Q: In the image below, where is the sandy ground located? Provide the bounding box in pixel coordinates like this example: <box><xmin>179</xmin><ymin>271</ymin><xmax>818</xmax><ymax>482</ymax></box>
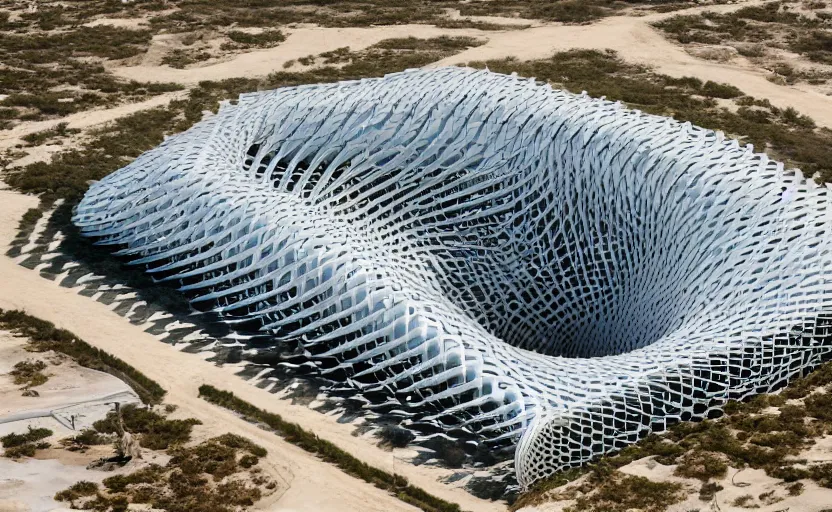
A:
<box><xmin>520</xmin><ymin>457</ymin><xmax>832</xmax><ymax>512</ymax></box>
<box><xmin>0</xmin><ymin>92</ymin><xmax>186</xmax><ymax>153</ymax></box>
<box><xmin>6</xmin><ymin>1</ymin><xmax>832</xmax><ymax>153</ymax></box>
<box><xmin>0</xmin><ymin>329</ymin><xmax>140</xmax><ymax>512</ymax></box>
<box><xmin>0</xmin><ymin>185</ymin><xmax>497</xmax><ymax>512</ymax></box>
<box><xmin>101</xmin><ymin>0</ymin><xmax>832</xmax><ymax>131</ymax></box>
<box><xmin>1</xmin><ymin>456</ymin><xmax>112</xmax><ymax>512</ymax></box>
<box><xmin>0</xmin><ymin>330</ymin><xmax>141</xmax><ymax>437</ymax></box>
<box><xmin>3</xmin><ymin>1</ymin><xmax>832</xmax><ymax>510</ymax></box>
<box><xmin>110</xmin><ymin>24</ymin><xmax>487</xmax><ymax>85</ymax></box>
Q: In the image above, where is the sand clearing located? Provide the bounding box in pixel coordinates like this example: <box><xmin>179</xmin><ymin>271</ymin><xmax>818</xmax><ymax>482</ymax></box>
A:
<box><xmin>111</xmin><ymin>24</ymin><xmax>487</xmax><ymax>85</ymax></box>
<box><xmin>4</xmin><ymin>2</ymin><xmax>832</xmax><ymax>509</ymax></box>
<box><xmin>6</xmin><ymin>1</ymin><xmax>831</xmax><ymax>152</ymax></box>
<box><xmin>0</xmin><ymin>91</ymin><xmax>187</xmax><ymax>152</ymax></box>
<box><xmin>0</xmin><ymin>330</ymin><xmax>141</xmax><ymax>437</ymax></box>
<box><xmin>0</xmin><ymin>186</ymin><xmax>495</xmax><ymax>512</ymax></box>
<box><xmin>101</xmin><ymin>0</ymin><xmax>832</xmax><ymax>131</ymax></box>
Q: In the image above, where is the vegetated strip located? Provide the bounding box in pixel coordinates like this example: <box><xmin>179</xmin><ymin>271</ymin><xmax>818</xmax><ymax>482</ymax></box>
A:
<box><xmin>511</xmin><ymin>358</ymin><xmax>832</xmax><ymax>511</ymax></box>
<box><xmin>198</xmin><ymin>384</ymin><xmax>462</xmax><ymax>512</ymax></box>
<box><xmin>0</xmin><ymin>309</ymin><xmax>165</xmax><ymax>404</ymax></box>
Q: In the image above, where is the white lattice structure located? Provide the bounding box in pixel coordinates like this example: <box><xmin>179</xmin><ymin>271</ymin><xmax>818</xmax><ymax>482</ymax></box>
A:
<box><xmin>73</xmin><ymin>68</ymin><xmax>832</xmax><ymax>488</ymax></box>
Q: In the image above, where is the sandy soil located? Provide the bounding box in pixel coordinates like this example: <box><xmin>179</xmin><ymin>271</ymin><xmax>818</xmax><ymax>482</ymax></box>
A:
<box><xmin>99</xmin><ymin>0</ymin><xmax>832</xmax><ymax>132</ymax></box>
<box><xmin>82</xmin><ymin>18</ymin><xmax>148</xmax><ymax>29</ymax></box>
<box><xmin>1</xmin><ymin>456</ymin><xmax>112</xmax><ymax>512</ymax></box>
<box><xmin>0</xmin><ymin>330</ymin><xmax>141</xmax><ymax>437</ymax></box>
<box><xmin>0</xmin><ymin>185</ymin><xmax>495</xmax><ymax>512</ymax></box>
<box><xmin>431</xmin><ymin>4</ymin><xmax>832</xmax><ymax>130</ymax></box>
<box><xmin>0</xmin><ymin>92</ymin><xmax>186</xmax><ymax>153</ymax></box>
<box><xmin>517</xmin><ymin>447</ymin><xmax>832</xmax><ymax>512</ymax></box>
<box><xmin>111</xmin><ymin>24</ymin><xmax>487</xmax><ymax>85</ymax></box>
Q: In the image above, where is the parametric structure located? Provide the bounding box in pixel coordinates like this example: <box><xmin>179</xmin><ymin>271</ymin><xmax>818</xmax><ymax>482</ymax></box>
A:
<box><xmin>74</xmin><ymin>67</ymin><xmax>832</xmax><ymax>487</ymax></box>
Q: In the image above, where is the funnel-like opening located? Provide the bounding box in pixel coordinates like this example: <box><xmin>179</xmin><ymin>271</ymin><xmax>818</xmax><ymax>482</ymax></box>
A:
<box><xmin>73</xmin><ymin>68</ymin><xmax>832</xmax><ymax>487</ymax></box>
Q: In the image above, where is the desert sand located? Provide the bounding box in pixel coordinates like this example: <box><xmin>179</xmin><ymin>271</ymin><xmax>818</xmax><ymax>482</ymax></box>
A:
<box><xmin>3</xmin><ymin>1</ymin><xmax>832</xmax><ymax>510</ymax></box>
<box><xmin>0</xmin><ymin>184</ymin><xmax>493</xmax><ymax>512</ymax></box>
<box><xmin>4</xmin><ymin>0</ymin><xmax>832</xmax><ymax>153</ymax></box>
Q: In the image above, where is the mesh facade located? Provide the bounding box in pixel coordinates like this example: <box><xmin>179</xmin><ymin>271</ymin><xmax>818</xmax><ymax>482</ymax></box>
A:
<box><xmin>73</xmin><ymin>67</ymin><xmax>832</xmax><ymax>488</ymax></box>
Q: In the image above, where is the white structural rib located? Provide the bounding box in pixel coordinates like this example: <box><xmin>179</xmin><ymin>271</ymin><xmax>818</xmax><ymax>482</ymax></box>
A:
<box><xmin>73</xmin><ymin>68</ymin><xmax>832</xmax><ymax>488</ymax></box>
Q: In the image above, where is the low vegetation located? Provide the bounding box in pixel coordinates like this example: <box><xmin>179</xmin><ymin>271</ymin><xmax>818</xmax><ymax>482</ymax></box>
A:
<box><xmin>55</xmin><ymin>434</ymin><xmax>272</xmax><ymax>512</ymax></box>
<box><xmin>60</xmin><ymin>428</ymin><xmax>111</xmax><ymax>451</ymax></box>
<box><xmin>21</xmin><ymin>123</ymin><xmax>80</xmax><ymax>147</ymax></box>
<box><xmin>225</xmin><ymin>29</ymin><xmax>286</xmax><ymax>49</ymax></box>
<box><xmin>0</xmin><ymin>18</ymin><xmax>182</xmax><ymax>126</ymax></box>
<box><xmin>93</xmin><ymin>404</ymin><xmax>202</xmax><ymax>450</ymax></box>
<box><xmin>54</xmin><ymin>481</ymin><xmax>99</xmax><ymax>502</ymax></box>
<box><xmin>161</xmin><ymin>48</ymin><xmax>212</xmax><ymax>69</ymax></box>
<box><xmin>512</xmin><ymin>361</ymin><xmax>832</xmax><ymax>510</ymax></box>
<box><xmin>1</xmin><ymin>426</ymin><xmax>52</xmax><ymax>459</ymax></box>
<box><xmin>655</xmin><ymin>1</ymin><xmax>832</xmax><ymax>83</ymax></box>
<box><xmin>0</xmin><ymin>309</ymin><xmax>166</xmax><ymax>404</ymax></box>
<box><xmin>199</xmin><ymin>385</ymin><xmax>461</xmax><ymax>512</ymax></box>
<box><xmin>468</xmin><ymin>49</ymin><xmax>832</xmax><ymax>182</ymax></box>
<box><xmin>10</xmin><ymin>359</ymin><xmax>49</xmax><ymax>388</ymax></box>
<box><xmin>566</xmin><ymin>467</ymin><xmax>685</xmax><ymax>512</ymax></box>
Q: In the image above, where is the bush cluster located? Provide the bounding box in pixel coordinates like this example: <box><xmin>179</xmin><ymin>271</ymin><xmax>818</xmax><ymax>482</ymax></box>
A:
<box><xmin>0</xmin><ymin>309</ymin><xmax>166</xmax><ymax>404</ymax></box>
<box><xmin>469</xmin><ymin>49</ymin><xmax>832</xmax><ymax>182</ymax></box>
<box><xmin>1</xmin><ymin>426</ymin><xmax>52</xmax><ymax>459</ymax></box>
<box><xmin>93</xmin><ymin>404</ymin><xmax>201</xmax><ymax>450</ymax></box>
<box><xmin>199</xmin><ymin>385</ymin><xmax>461</xmax><ymax>512</ymax></box>
<box><xmin>56</xmin><ymin>434</ymin><xmax>270</xmax><ymax>512</ymax></box>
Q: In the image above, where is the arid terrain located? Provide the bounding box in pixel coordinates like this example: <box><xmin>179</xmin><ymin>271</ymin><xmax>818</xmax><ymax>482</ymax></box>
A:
<box><xmin>3</xmin><ymin>1</ymin><xmax>832</xmax><ymax>511</ymax></box>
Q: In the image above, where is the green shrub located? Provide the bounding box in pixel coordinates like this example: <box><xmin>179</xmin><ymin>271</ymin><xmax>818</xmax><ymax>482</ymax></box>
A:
<box><xmin>702</xmin><ymin>81</ymin><xmax>743</xmax><ymax>99</ymax></box>
<box><xmin>21</xmin><ymin>122</ymin><xmax>80</xmax><ymax>147</ymax></box>
<box><xmin>62</xmin><ymin>428</ymin><xmax>110</xmax><ymax>448</ymax></box>
<box><xmin>213</xmin><ymin>433</ymin><xmax>267</xmax><ymax>457</ymax></box>
<box><xmin>227</xmin><ymin>29</ymin><xmax>285</xmax><ymax>47</ymax></box>
<box><xmin>199</xmin><ymin>385</ymin><xmax>461</xmax><ymax>512</ymax></box>
<box><xmin>674</xmin><ymin>450</ymin><xmax>729</xmax><ymax>480</ymax></box>
<box><xmin>4</xmin><ymin>443</ymin><xmax>36</xmax><ymax>458</ymax></box>
<box><xmin>93</xmin><ymin>404</ymin><xmax>201</xmax><ymax>449</ymax></box>
<box><xmin>103</xmin><ymin>464</ymin><xmax>165</xmax><ymax>492</ymax></box>
<box><xmin>10</xmin><ymin>359</ymin><xmax>48</xmax><ymax>387</ymax></box>
<box><xmin>567</xmin><ymin>473</ymin><xmax>685</xmax><ymax>512</ymax></box>
<box><xmin>699</xmin><ymin>481</ymin><xmax>723</xmax><ymax>501</ymax></box>
<box><xmin>161</xmin><ymin>49</ymin><xmax>211</xmax><ymax>69</ymax></box>
<box><xmin>1</xmin><ymin>426</ymin><xmax>52</xmax><ymax>448</ymax></box>
<box><xmin>239</xmin><ymin>454</ymin><xmax>259</xmax><ymax>468</ymax></box>
<box><xmin>785</xmin><ymin>481</ymin><xmax>804</xmax><ymax>495</ymax></box>
<box><xmin>0</xmin><ymin>309</ymin><xmax>165</xmax><ymax>404</ymax></box>
<box><xmin>733</xmin><ymin>493</ymin><xmax>759</xmax><ymax>508</ymax></box>
<box><xmin>54</xmin><ymin>481</ymin><xmax>98</xmax><ymax>502</ymax></box>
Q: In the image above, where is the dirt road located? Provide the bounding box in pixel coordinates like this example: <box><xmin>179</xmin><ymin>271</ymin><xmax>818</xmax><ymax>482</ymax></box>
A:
<box><xmin>6</xmin><ymin>1</ymin><xmax>831</xmax><ymax>152</ymax></box>
<box><xmin>0</xmin><ymin>186</ymin><xmax>500</xmax><ymax>512</ymax></box>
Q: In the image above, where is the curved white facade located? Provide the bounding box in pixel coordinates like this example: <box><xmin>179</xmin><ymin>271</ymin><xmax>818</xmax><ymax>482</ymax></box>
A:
<box><xmin>74</xmin><ymin>68</ymin><xmax>832</xmax><ymax>487</ymax></box>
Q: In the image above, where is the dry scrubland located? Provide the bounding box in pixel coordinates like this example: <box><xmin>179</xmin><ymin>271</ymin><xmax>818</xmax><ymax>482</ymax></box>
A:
<box><xmin>3</xmin><ymin>0</ymin><xmax>832</xmax><ymax>511</ymax></box>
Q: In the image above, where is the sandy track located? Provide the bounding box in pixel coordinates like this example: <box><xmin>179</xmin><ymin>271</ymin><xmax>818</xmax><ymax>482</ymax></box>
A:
<box><xmin>111</xmin><ymin>25</ymin><xmax>487</xmax><ymax>85</ymax></box>
<box><xmin>0</xmin><ymin>91</ymin><xmax>186</xmax><ymax>152</ymax></box>
<box><xmin>432</xmin><ymin>9</ymin><xmax>832</xmax><ymax>130</ymax></box>
<box><xmin>107</xmin><ymin>1</ymin><xmax>832</xmax><ymax>132</ymax></box>
<box><xmin>0</xmin><ymin>186</ymin><xmax>500</xmax><ymax>512</ymax></box>
<box><xmin>7</xmin><ymin>1</ymin><xmax>830</xmax><ymax>155</ymax></box>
